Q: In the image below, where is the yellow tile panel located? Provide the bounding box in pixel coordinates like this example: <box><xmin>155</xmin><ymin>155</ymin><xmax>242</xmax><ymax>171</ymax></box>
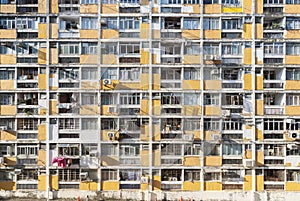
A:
<box><xmin>80</xmin><ymin>182</ymin><xmax>98</xmax><ymax>190</ymax></box>
<box><xmin>203</xmin><ymin>30</ymin><xmax>221</xmax><ymax>39</ymax></box>
<box><xmin>183</xmin><ymin>181</ymin><xmax>201</xmax><ymax>191</ymax></box>
<box><xmin>255</xmin><ymin>0</ymin><xmax>263</xmax><ymax>14</ymax></box>
<box><xmin>38</xmin><ymin>124</ymin><xmax>47</xmax><ymax>141</ymax></box>
<box><xmin>244</xmin><ymin>175</ymin><xmax>252</xmax><ymax>191</ymax></box>
<box><xmin>38</xmin><ymin>0</ymin><xmax>47</xmax><ymax>14</ymax></box>
<box><xmin>101</xmin><ymin>4</ymin><xmax>118</xmax><ymax>14</ymax></box>
<box><xmin>255</xmin><ymin>24</ymin><xmax>263</xmax><ymax>39</ymax></box>
<box><xmin>101</xmin><ymin>156</ymin><xmax>119</xmax><ymax>166</ymax></box>
<box><xmin>182</xmin><ymin>30</ymin><xmax>200</xmax><ymax>39</ymax></box>
<box><xmin>0</xmin><ymin>30</ymin><xmax>16</xmax><ymax>39</ymax></box>
<box><xmin>141</xmin><ymin>99</ymin><xmax>149</xmax><ymax>115</ymax></box>
<box><xmin>38</xmin><ymin>150</ymin><xmax>46</xmax><ymax>166</ymax></box>
<box><xmin>183</xmin><ymin>55</ymin><xmax>200</xmax><ymax>64</ymax></box>
<box><xmin>204</xmin><ymin>182</ymin><xmax>222</xmax><ymax>191</ymax></box>
<box><xmin>152</xmin><ymin>99</ymin><xmax>161</xmax><ymax>116</ymax></box>
<box><xmin>50</xmin><ymin>23</ymin><xmax>58</xmax><ymax>38</ymax></box>
<box><xmin>256</xmin><ymin>175</ymin><xmax>264</xmax><ymax>191</ymax></box>
<box><xmin>0</xmin><ymin>5</ymin><xmax>16</xmax><ymax>13</ymax></box>
<box><xmin>256</xmin><ymin>150</ymin><xmax>264</xmax><ymax>166</ymax></box>
<box><xmin>38</xmin><ymin>74</ymin><xmax>47</xmax><ymax>90</ymax></box>
<box><xmin>0</xmin><ymin>131</ymin><xmax>16</xmax><ymax>141</ymax></box>
<box><xmin>101</xmin><ymin>181</ymin><xmax>119</xmax><ymax>190</ymax></box>
<box><xmin>152</xmin><ymin>150</ymin><xmax>161</xmax><ymax>166</ymax></box>
<box><xmin>153</xmin><ymin>124</ymin><xmax>161</xmax><ymax>141</ymax></box>
<box><xmin>80</xmin><ymin>54</ymin><xmax>98</xmax><ymax>64</ymax></box>
<box><xmin>153</xmin><ymin>175</ymin><xmax>161</xmax><ymax>190</ymax></box>
<box><xmin>81</xmin><ymin>81</ymin><xmax>98</xmax><ymax>90</ymax></box>
<box><xmin>286</xmin><ymin>30</ymin><xmax>300</xmax><ymax>39</ymax></box>
<box><xmin>0</xmin><ymin>55</ymin><xmax>16</xmax><ymax>64</ymax></box>
<box><xmin>183</xmin><ymin>156</ymin><xmax>200</xmax><ymax>166</ymax></box>
<box><xmin>182</xmin><ymin>105</ymin><xmax>201</xmax><ymax>116</ymax></box>
<box><xmin>141</xmin><ymin>150</ymin><xmax>149</xmax><ymax>166</ymax></box>
<box><xmin>49</xmin><ymin>100</ymin><xmax>58</xmax><ymax>115</ymax></box>
<box><xmin>255</xmin><ymin>100</ymin><xmax>264</xmax><ymax>116</ymax></box>
<box><xmin>80</xmin><ymin>4</ymin><xmax>98</xmax><ymax>14</ymax></box>
<box><xmin>204</xmin><ymin>156</ymin><xmax>222</xmax><ymax>166</ymax></box>
<box><xmin>80</xmin><ymin>30</ymin><xmax>98</xmax><ymax>39</ymax></box>
<box><xmin>50</xmin><ymin>48</ymin><xmax>58</xmax><ymax>64</ymax></box>
<box><xmin>204</xmin><ymin>4</ymin><xmax>221</xmax><ymax>14</ymax></box>
<box><xmin>285</xmin><ymin>55</ymin><xmax>300</xmax><ymax>65</ymax></box>
<box><xmin>101</xmin><ymin>55</ymin><xmax>117</xmax><ymax>64</ymax></box>
<box><xmin>4</xmin><ymin>157</ymin><xmax>16</xmax><ymax>166</ymax></box>
<box><xmin>286</xmin><ymin>106</ymin><xmax>300</xmax><ymax>116</ymax></box>
<box><xmin>255</xmin><ymin>75</ymin><xmax>263</xmax><ymax>90</ymax></box>
<box><xmin>244</xmin><ymin>74</ymin><xmax>252</xmax><ymax>90</ymax></box>
<box><xmin>152</xmin><ymin>74</ymin><xmax>160</xmax><ymax>90</ymax></box>
<box><xmin>204</xmin><ymin>80</ymin><xmax>222</xmax><ymax>90</ymax></box>
<box><xmin>140</xmin><ymin>23</ymin><xmax>150</xmax><ymax>39</ymax></box>
<box><xmin>38</xmin><ymin>24</ymin><xmax>47</xmax><ymax>39</ymax></box>
<box><xmin>0</xmin><ymin>181</ymin><xmax>16</xmax><ymax>191</ymax></box>
<box><xmin>50</xmin><ymin>0</ymin><xmax>58</xmax><ymax>13</ymax></box>
<box><xmin>222</xmin><ymin>7</ymin><xmax>242</xmax><ymax>13</ymax></box>
<box><xmin>80</xmin><ymin>105</ymin><xmax>98</xmax><ymax>115</ymax></box>
<box><xmin>140</xmin><ymin>49</ymin><xmax>150</xmax><ymax>64</ymax></box>
<box><xmin>140</xmin><ymin>74</ymin><xmax>149</xmax><ymax>90</ymax></box>
<box><xmin>204</xmin><ymin>106</ymin><xmax>221</xmax><ymax>116</ymax></box>
<box><xmin>38</xmin><ymin>48</ymin><xmax>47</xmax><ymax>64</ymax></box>
<box><xmin>243</xmin><ymin>24</ymin><xmax>252</xmax><ymax>39</ymax></box>
<box><xmin>0</xmin><ymin>105</ymin><xmax>16</xmax><ymax>115</ymax></box>
<box><xmin>243</xmin><ymin>0</ymin><xmax>252</xmax><ymax>14</ymax></box>
<box><xmin>285</xmin><ymin>5</ymin><xmax>300</xmax><ymax>14</ymax></box>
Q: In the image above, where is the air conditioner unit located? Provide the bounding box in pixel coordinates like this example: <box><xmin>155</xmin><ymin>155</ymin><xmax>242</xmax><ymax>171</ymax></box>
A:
<box><xmin>211</xmin><ymin>69</ymin><xmax>219</xmax><ymax>74</ymax></box>
<box><xmin>204</xmin><ymin>55</ymin><xmax>214</xmax><ymax>60</ymax></box>
<box><xmin>80</xmin><ymin>172</ymin><xmax>88</xmax><ymax>180</ymax></box>
<box><xmin>211</xmin><ymin>134</ymin><xmax>221</xmax><ymax>141</ymax></box>
<box><xmin>222</xmin><ymin>110</ymin><xmax>231</xmax><ymax>117</ymax></box>
<box><xmin>107</xmin><ymin>132</ymin><xmax>115</xmax><ymax>139</ymax></box>
<box><xmin>103</xmin><ymin>79</ymin><xmax>112</xmax><ymax>85</ymax></box>
<box><xmin>0</xmin><ymin>126</ymin><xmax>7</xmax><ymax>131</ymax></box>
<box><xmin>289</xmin><ymin>132</ymin><xmax>300</xmax><ymax>139</ymax></box>
<box><xmin>107</xmin><ymin>106</ymin><xmax>117</xmax><ymax>113</ymax></box>
<box><xmin>287</xmin><ymin>144</ymin><xmax>298</xmax><ymax>150</ymax></box>
<box><xmin>100</xmin><ymin>19</ymin><xmax>107</xmax><ymax>24</ymax></box>
<box><xmin>141</xmin><ymin>176</ymin><xmax>149</xmax><ymax>184</ymax></box>
<box><xmin>286</xmin><ymin>119</ymin><xmax>295</xmax><ymax>124</ymax></box>
<box><xmin>244</xmin><ymin>159</ymin><xmax>254</xmax><ymax>168</ymax></box>
<box><xmin>183</xmin><ymin>134</ymin><xmax>194</xmax><ymax>141</ymax></box>
<box><xmin>14</xmin><ymin>169</ymin><xmax>22</xmax><ymax>175</ymax></box>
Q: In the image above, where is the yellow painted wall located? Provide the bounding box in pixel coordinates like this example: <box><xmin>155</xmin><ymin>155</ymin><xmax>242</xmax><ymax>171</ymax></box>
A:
<box><xmin>182</xmin><ymin>80</ymin><xmax>200</xmax><ymax>90</ymax></box>
<box><xmin>101</xmin><ymin>181</ymin><xmax>119</xmax><ymax>190</ymax></box>
<box><xmin>153</xmin><ymin>175</ymin><xmax>161</xmax><ymax>191</ymax></box>
<box><xmin>152</xmin><ymin>150</ymin><xmax>161</xmax><ymax>166</ymax></box>
<box><xmin>38</xmin><ymin>175</ymin><xmax>46</xmax><ymax>190</ymax></box>
<box><xmin>285</xmin><ymin>55</ymin><xmax>300</xmax><ymax>65</ymax></box>
<box><xmin>38</xmin><ymin>24</ymin><xmax>47</xmax><ymax>39</ymax></box>
<box><xmin>204</xmin><ymin>156</ymin><xmax>222</xmax><ymax>166</ymax></box>
<box><xmin>204</xmin><ymin>106</ymin><xmax>221</xmax><ymax>116</ymax></box>
<box><xmin>0</xmin><ymin>55</ymin><xmax>16</xmax><ymax>64</ymax></box>
<box><xmin>255</xmin><ymin>75</ymin><xmax>263</xmax><ymax>90</ymax></box>
<box><xmin>153</xmin><ymin>124</ymin><xmax>161</xmax><ymax>141</ymax></box>
<box><xmin>204</xmin><ymin>80</ymin><xmax>221</xmax><ymax>90</ymax></box>
<box><xmin>285</xmin><ymin>5</ymin><xmax>300</xmax><ymax>14</ymax></box>
<box><xmin>222</xmin><ymin>7</ymin><xmax>242</xmax><ymax>13</ymax></box>
<box><xmin>244</xmin><ymin>48</ymin><xmax>252</xmax><ymax>64</ymax></box>
<box><xmin>152</xmin><ymin>7</ymin><xmax>159</xmax><ymax>13</ymax></box>
<box><xmin>152</xmin><ymin>29</ymin><xmax>160</xmax><ymax>39</ymax></box>
<box><xmin>286</xmin><ymin>182</ymin><xmax>300</xmax><ymax>191</ymax></box>
<box><xmin>50</xmin><ymin>48</ymin><xmax>58</xmax><ymax>64</ymax></box>
<box><xmin>38</xmin><ymin>74</ymin><xmax>47</xmax><ymax>90</ymax></box>
<box><xmin>141</xmin><ymin>183</ymin><xmax>149</xmax><ymax>191</ymax></box>
<box><xmin>101</xmin><ymin>105</ymin><xmax>116</xmax><ymax>116</ymax></box>
<box><xmin>101</xmin><ymin>29</ymin><xmax>118</xmax><ymax>39</ymax></box>
<box><xmin>0</xmin><ymin>30</ymin><xmax>16</xmax><ymax>39</ymax></box>
<box><xmin>101</xmin><ymin>4</ymin><xmax>118</xmax><ymax>14</ymax></box>
<box><xmin>286</xmin><ymin>80</ymin><xmax>300</xmax><ymax>90</ymax></box>
<box><xmin>183</xmin><ymin>181</ymin><xmax>201</xmax><ymax>191</ymax></box>
<box><xmin>256</xmin><ymin>128</ymin><xmax>263</xmax><ymax>141</ymax></box>
<box><xmin>244</xmin><ymin>175</ymin><xmax>252</xmax><ymax>191</ymax></box>
<box><xmin>182</xmin><ymin>30</ymin><xmax>200</xmax><ymax>39</ymax></box>
<box><xmin>80</xmin><ymin>4</ymin><xmax>98</xmax><ymax>14</ymax></box>
<box><xmin>182</xmin><ymin>105</ymin><xmax>201</xmax><ymax>116</ymax></box>
<box><xmin>80</xmin><ymin>182</ymin><xmax>98</xmax><ymax>190</ymax></box>
<box><xmin>4</xmin><ymin>157</ymin><xmax>16</xmax><ymax>166</ymax></box>
<box><xmin>80</xmin><ymin>54</ymin><xmax>98</xmax><ymax>64</ymax></box>
<box><xmin>204</xmin><ymin>4</ymin><xmax>221</xmax><ymax>14</ymax></box>
<box><xmin>0</xmin><ymin>181</ymin><xmax>16</xmax><ymax>190</ymax></box>
<box><xmin>101</xmin><ymin>156</ymin><xmax>119</xmax><ymax>166</ymax></box>
<box><xmin>49</xmin><ymin>100</ymin><xmax>58</xmax><ymax>115</ymax></box>
<box><xmin>204</xmin><ymin>182</ymin><xmax>222</xmax><ymax>191</ymax></box>
<box><xmin>286</xmin><ymin>30</ymin><xmax>300</xmax><ymax>39</ymax></box>
<box><xmin>38</xmin><ymin>150</ymin><xmax>46</xmax><ymax>166</ymax></box>
<box><xmin>38</xmin><ymin>48</ymin><xmax>46</xmax><ymax>64</ymax></box>
<box><xmin>183</xmin><ymin>4</ymin><xmax>200</xmax><ymax>13</ymax></box>
<box><xmin>141</xmin><ymin>49</ymin><xmax>150</xmax><ymax>64</ymax></box>
<box><xmin>81</xmin><ymin>81</ymin><xmax>98</xmax><ymax>90</ymax></box>
<box><xmin>80</xmin><ymin>30</ymin><xmax>98</xmax><ymax>39</ymax></box>
<box><xmin>152</xmin><ymin>74</ymin><xmax>160</xmax><ymax>90</ymax></box>
<box><xmin>0</xmin><ymin>5</ymin><xmax>16</xmax><ymax>13</ymax></box>
<box><xmin>80</xmin><ymin>105</ymin><xmax>98</xmax><ymax>115</ymax></box>
<box><xmin>141</xmin><ymin>99</ymin><xmax>149</xmax><ymax>115</ymax></box>
<box><xmin>244</xmin><ymin>150</ymin><xmax>252</xmax><ymax>159</ymax></box>
<box><xmin>256</xmin><ymin>150</ymin><xmax>264</xmax><ymax>166</ymax></box>
<box><xmin>204</xmin><ymin>131</ymin><xmax>220</xmax><ymax>141</ymax></box>
<box><xmin>244</xmin><ymin>74</ymin><xmax>252</xmax><ymax>90</ymax></box>
<box><xmin>152</xmin><ymin>99</ymin><xmax>161</xmax><ymax>116</ymax></box>
<box><xmin>50</xmin><ymin>175</ymin><xmax>59</xmax><ymax>190</ymax></box>
<box><xmin>0</xmin><ymin>105</ymin><xmax>16</xmax><ymax>115</ymax></box>
<box><xmin>38</xmin><ymin>124</ymin><xmax>47</xmax><ymax>141</ymax></box>
<box><xmin>256</xmin><ymin>175</ymin><xmax>264</xmax><ymax>191</ymax></box>
<box><xmin>50</xmin><ymin>0</ymin><xmax>58</xmax><ymax>13</ymax></box>
<box><xmin>141</xmin><ymin>125</ymin><xmax>149</xmax><ymax>141</ymax></box>
<box><xmin>141</xmin><ymin>74</ymin><xmax>149</xmax><ymax>90</ymax></box>
<box><xmin>38</xmin><ymin>0</ymin><xmax>47</xmax><ymax>14</ymax></box>
<box><xmin>255</xmin><ymin>24</ymin><xmax>263</xmax><ymax>39</ymax></box>
<box><xmin>243</xmin><ymin>0</ymin><xmax>252</xmax><ymax>14</ymax></box>
<box><xmin>50</xmin><ymin>24</ymin><xmax>58</xmax><ymax>38</ymax></box>
<box><xmin>101</xmin><ymin>55</ymin><xmax>117</xmax><ymax>64</ymax></box>
<box><xmin>183</xmin><ymin>156</ymin><xmax>200</xmax><ymax>166</ymax></box>
<box><xmin>286</xmin><ymin>106</ymin><xmax>300</xmax><ymax>116</ymax></box>
<box><xmin>140</xmin><ymin>23</ymin><xmax>150</xmax><ymax>39</ymax></box>
<box><xmin>40</xmin><ymin>108</ymin><xmax>47</xmax><ymax>115</ymax></box>
<box><xmin>183</xmin><ymin>55</ymin><xmax>200</xmax><ymax>64</ymax></box>
<box><xmin>203</xmin><ymin>30</ymin><xmax>221</xmax><ymax>39</ymax></box>
<box><xmin>141</xmin><ymin>150</ymin><xmax>149</xmax><ymax>166</ymax></box>
<box><xmin>0</xmin><ymin>131</ymin><xmax>16</xmax><ymax>141</ymax></box>
<box><xmin>117</xmin><ymin>82</ymin><xmax>140</xmax><ymax>90</ymax></box>
<box><xmin>255</xmin><ymin>100</ymin><xmax>263</xmax><ymax>116</ymax></box>
<box><xmin>0</xmin><ymin>80</ymin><xmax>14</xmax><ymax>90</ymax></box>
<box><xmin>255</xmin><ymin>0</ymin><xmax>263</xmax><ymax>14</ymax></box>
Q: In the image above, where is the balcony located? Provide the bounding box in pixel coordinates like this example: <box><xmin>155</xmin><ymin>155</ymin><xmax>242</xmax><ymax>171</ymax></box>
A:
<box><xmin>59</xmin><ymin>17</ymin><xmax>79</xmax><ymax>38</ymax></box>
<box><xmin>59</xmin><ymin>0</ymin><xmax>79</xmax><ymax>14</ymax></box>
<box><xmin>58</xmin><ymin>93</ymin><xmax>79</xmax><ymax>115</ymax></box>
<box><xmin>264</xmin><ymin>106</ymin><xmax>284</xmax><ymax>115</ymax></box>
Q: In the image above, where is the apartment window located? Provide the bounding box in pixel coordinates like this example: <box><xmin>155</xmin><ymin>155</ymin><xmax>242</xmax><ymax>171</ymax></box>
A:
<box><xmin>286</xmin><ymin>43</ymin><xmax>300</xmax><ymax>55</ymax></box>
<box><xmin>184</xmin><ymin>93</ymin><xmax>200</xmax><ymax>105</ymax></box>
<box><xmin>101</xmin><ymin>119</ymin><xmax>117</xmax><ymax>130</ymax></box>
<box><xmin>203</xmin><ymin>18</ymin><xmax>220</xmax><ymax>30</ymax></box>
<box><xmin>204</xmin><ymin>143</ymin><xmax>220</xmax><ymax>156</ymax></box>
<box><xmin>204</xmin><ymin>94</ymin><xmax>219</xmax><ymax>105</ymax></box>
<box><xmin>286</xmin><ymin>18</ymin><xmax>300</xmax><ymax>30</ymax></box>
<box><xmin>264</xmin><ymin>119</ymin><xmax>284</xmax><ymax>130</ymax></box>
<box><xmin>287</xmin><ymin>94</ymin><xmax>300</xmax><ymax>105</ymax></box>
<box><xmin>101</xmin><ymin>43</ymin><xmax>117</xmax><ymax>54</ymax></box>
<box><xmin>101</xmin><ymin>94</ymin><xmax>117</xmax><ymax>105</ymax></box>
<box><xmin>81</xmin><ymin>0</ymin><xmax>98</xmax><ymax>3</ymax></box>
<box><xmin>81</xmin><ymin>93</ymin><xmax>96</xmax><ymax>105</ymax></box>
<box><xmin>0</xmin><ymin>18</ymin><xmax>15</xmax><ymax>29</ymax></box>
<box><xmin>59</xmin><ymin>169</ymin><xmax>80</xmax><ymax>182</ymax></box>
<box><xmin>203</xmin><ymin>43</ymin><xmax>219</xmax><ymax>55</ymax></box>
<box><xmin>161</xmin><ymin>0</ymin><xmax>181</xmax><ymax>4</ymax></box>
<box><xmin>161</xmin><ymin>144</ymin><xmax>182</xmax><ymax>156</ymax></box>
<box><xmin>183</xmin><ymin>18</ymin><xmax>200</xmax><ymax>30</ymax></box>
<box><xmin>59</xmin><ymin>118</ymin><xmax>79</xmax><ymax>129</ymax></box>
<box><xmin>184</xmin><ymin>43</ymin><xmax>200</xmax><ymax>55</ymax></box>
<box><xmin>81</xmin><ymin>143</ymin><xmax>97</xmax><ymax>156</ymax></box>
<box><xmin>184</xmin><ymin>119</ymin><xmax>200</xmax><ymax>130</ymax></box>
<box><xmin>101</xmin><ymin>144</ymin><xmax>118</xmax><ymax>156</ymax></box>
<box><xmin>60</xmin><ymin>43</ymin><xmax>79</xmax><ymax>55</ymax></box>
<box><xmin>286</xmin><ymin>0</ymin><xmax>300</xmax><ymax>3</ymax></box>
<box><xmin>183</xmin><ymin>0</ymin><xmax>200</xmax><ymax>4</ymax></box>
<box><xmin>222</xmin><ymin>0</ymin><xmax>241</xmax><ymax>6</ymax></box>
<box><xmin>287</xmin><ymin>170</ymin><xmax>300</xmax><ymax>182</ymax></box>
<box><xmin>0</xmin><ymin>68</ymin><xmax>14</xmax><ymax>80</ymax></box>
<box><xmin>101</xmin><ymin>68</ymin><xmax>117</xmax><ymax>80</ymax></box>
<box><xmin>16</xmin><ymin>17</ymin><xmax>37</xmax><ymax>29</ymax></box>
<box><xmin>162</xmin><ymin>93</ymin><xmax>181</xmax><ymax>105</ymax></box>
<box><xmin>59</xmin><ymin>68</ymin><xmax>79</xmax><ymax>80</ymax></box>
<box><xmin>161</xmin><ymin>43</ymin><xmax>181</xmax><ymax>55</ymax></box>
<box><xmin>161</xmin><ymin>68</ymin><xmax>181</xmax><ymax>80</ymax></box>
<box><xmin>0</xmin><ymin>44</ymin><xmax>15</xmax><ymax>54</ymax></box>
<box><xmin>204</xmin><ymin>118</ymin><xmax>220</xmax><ymax>130</ymax></box>
<box><xmin>120</xmin><ymin>93</ymin><xmax>140</xmax><ymax>105</ymax></box>
<box><xmin>204</xmin><ymin>0</ymin><xmax>219</xmax><ymax>3</ymax></box>
<box><xmin>222</xmin><ymin>43</ymin><xmax>242</xmax><ymax>55</ymax></box>
<box><xmin>102</xmin><ymin>170</ymin><xmax>118</xmax><ymax>181</ymax></box>
<box><xmin>222</xmin><ymin>144</ymin><xmax>242</xmax><ymax>156</ymax></box>
<box><xmin>184</xmin><ymin>68</ymin><xmax>200</xmax><ymax>80</ymax></box>
<box><xmin>120</xmin><ymin>170</ymin><xmax>140</xmax><ymax>181</ymax></box>
<box><xmin>17</xmin><ymin>146</ymin><xmax>37</xmax><ymax>156</ymax></box>
<box><xmin>119</xmin><ymin>68</ymin><xmax>140</xmax><ymax>81</ymax></box>
<box><xmin>81</xmin><ymin>18</ymin><xmax>97</xmax><ymax>29</ymax></box>
<box><xmin>17</xmin><ymin>43</ymin><xmax>38</xmax><ymax>55</ymax></box>
<box><xmin>223</xmin><ymin>119</ymin><xmax>243</xmax><ymax>130</ymax></box>
<box><xmin>120</xmin><ymin>17</ymin><xmax>139</xmax><ymax>30</ymax></box>
<box><xmin>184</xmin><ymin>170</ymin><xmax>200</xmax><ymax>181</ymax></box>
<box><xmin>17</xmin><ymin>119</ymin><xmax>38</xmax><ymax>130</ymax></box>
<box><xmin>222</xmin><ymin>19</ymin><xmax>242</xmax><ymax>29</ymax></box>
<box><xmin>120</xmin><ymin>43</ymin><xmax>140</xmax><ymax>55</ymax></box>
<box><xmin>287</xmin><ymin>69</ymin><xmax>300</xmax><ymax>80</ymax></box>
<box><xmin>264</xmin><ymin>43</ymin><xmax>283</xmax><ymax>55</ymax></box>
<box><xmin>0</xmin><ymin>94</ymin><xmax>14</xmax><ymax>105</ymax></box>
<box><xmin>204</xmin><ymin>172</ymin><xmax>220</xmax><ymax>181</ymax></box>
<box><xmin>82</xmin><ymin>118</ymin><xmax>98</xmax><ymax>130</ymax></box>
<box><xmin>101</xmin><ymin>18</ymin><xmax>118</xmax><ymax>29</ymax></box>
<box><xmin>82</xmin><ymin>68</ymin><xmax>97</xmax><ymax>80</ymax></box>
<box><xmin>82</xmin><ymin>43</ymin><xmax>97</xmax><ymax>54</ymax></box>
<box><xmin>120</xmin><ymin>144</ymin><xmax>140</xmax><ymax>156</ymax></box>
